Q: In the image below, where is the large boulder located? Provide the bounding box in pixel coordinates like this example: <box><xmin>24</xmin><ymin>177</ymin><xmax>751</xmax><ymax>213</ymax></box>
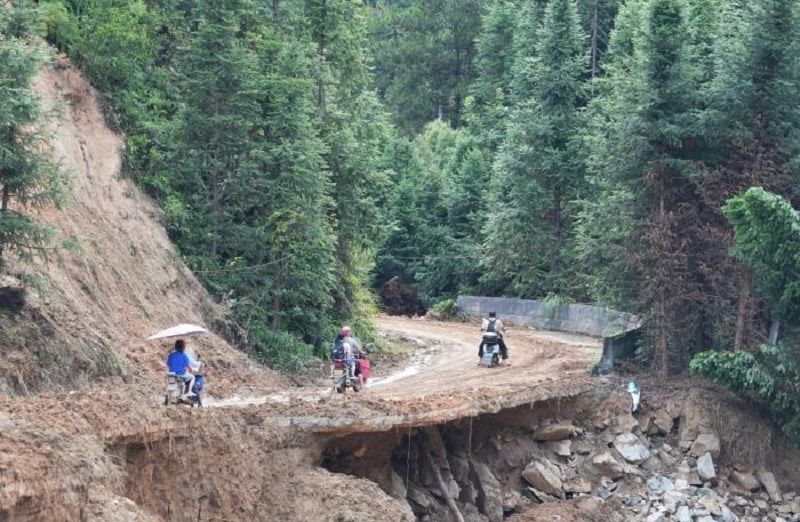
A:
<box><xmin>471</xmin><ymin>461</ymin><xmax>503</xmax><ymax>522</ymax></box>
<box><xmin>756</xmin><ymin>469</ymin><xmax>783</xmax><ymax>502</ymax></box>
<box><xmin>522</xmin><ymin>457</ymin><xmax>563</xmax><ymax>496</ymax></box>
<box><xmin>613</xmin><ymin>433</ymin><xmax>651</xmax><ymax>464</ymax></box>
<box><xmin>730</xmin><ymin>470</ymin><xmax>761</xmax><ymax>492</ymax></box>
<box><xmin>697</xmin><ymin>452</ymin><xmax>717</xmax><ymax>482</ymax></box>
<box><xmin>591</xmin><ymin>452</ymin><xmax>624</xmax><ymax>479</ymax></box>
<box><xmin>690</xmin><ymin>432</ymin><xmax>721</xmax><ymax>459</ymax></box>
<box><xmin>534</xmin><ymin>423</ymin><xmax>578</xmax><ymax>441</ymax></box>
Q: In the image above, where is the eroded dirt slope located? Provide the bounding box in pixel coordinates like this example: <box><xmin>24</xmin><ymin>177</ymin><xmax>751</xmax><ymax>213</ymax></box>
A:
<box><xmin>0</xmin><ymin>59</ymin><xmax>278</xmax><ymax>395</ymax></box>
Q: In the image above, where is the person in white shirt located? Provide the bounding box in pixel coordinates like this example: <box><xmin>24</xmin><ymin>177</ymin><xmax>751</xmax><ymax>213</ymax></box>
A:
<box><xmin>479</xmin><ymin>311</ymin><xmax>508</xmax><ymax>361</ymax></box>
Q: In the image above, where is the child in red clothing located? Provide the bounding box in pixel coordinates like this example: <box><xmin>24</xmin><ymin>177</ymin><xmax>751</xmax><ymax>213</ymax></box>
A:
<box><xmin>357</xmin><ymin>354</ymin><xmax>371</xmax><ymax>386</ymax></box>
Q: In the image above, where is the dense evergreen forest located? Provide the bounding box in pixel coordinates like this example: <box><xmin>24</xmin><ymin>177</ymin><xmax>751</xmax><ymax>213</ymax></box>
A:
<box><xmin>4</xmin><ymin>0</ymin><xmax>800</xmax><ymax>416</ymax></box>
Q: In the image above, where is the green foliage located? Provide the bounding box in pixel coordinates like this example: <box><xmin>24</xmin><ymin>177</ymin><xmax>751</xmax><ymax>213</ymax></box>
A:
<box><xmin>250</xmin><ymin>326</ymin><xmax>314</xmax><ymax>374</ymax></box>
<box><xmin>21</xmin><ymin>0</ymin><xmax>800</xmax><ymax>379</ymax></box>
<box><xmin>484</xmin><ymin>0</ymin><xmax>587</xmax><ymax>298</ymax></box>
<box><xmin>376</xmin><ymin>122</ymin><xmax>488</xmax><ymax>303</ymax></box>
<box><xmin>724</xmin><ymin>188</ymin><xmax>800</xmax><ymax>328</ymax></box>
<box><xmin>691</xmin><ymin>347</ymin><xmax>800</xmax><ymax>443</ymax></box>
<box><xmin>40</xmin><ymin>1</ymin><xmax>80</xmax><ymax>54</ymax></box>
<box><xmin>367</xmin><ymin>0</ymin><xmax>484</xmax><ymax>133</ymax></box>
<box><xmin>0</xmin><ymin>6</ymin><xmax>68</xmax><ymax>268</ymax></box>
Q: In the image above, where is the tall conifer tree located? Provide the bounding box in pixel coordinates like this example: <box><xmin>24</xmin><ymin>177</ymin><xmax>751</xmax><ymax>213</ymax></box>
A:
<box><xmin>485</xmin><ymin>0</ymin><xmax>587</xmax><ymax>296</ymax></box>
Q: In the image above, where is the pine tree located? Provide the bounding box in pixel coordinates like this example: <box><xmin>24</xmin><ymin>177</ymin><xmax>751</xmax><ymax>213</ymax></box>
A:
<box><xmin>172</xmin><ymin>0</ymin><xmax>335</xmax><ymax>345</ymax></box>
<box><xmin>509</xmin><ymin>0</ymin><xmax>548</xmax><ymax>104</ymax></box>
<box><xmin>304</xmin><ymin>0</ymin><xmax>391</xmax><ymax>325</ymax></box>
<box><xmin>0</xmin><ymin>7</ymin><xmax>67</xmax><ymax>267</ymax></box>
<box><xmin>485</xmin><ymin>0</ymin><xmax>587</xmax><ymax>297</ymax></box>
<box><xmin>367</xmin><ymin>0</ymin><xmax>483</xmax><ymax>133</ymax></box>
<box><xmin>585</xmin><ymin>0</ymin><xmax>705</xmax><ymax>375</ymax></box>
<box><xmin>469</xmin><ymin>0</ymin><xmax>521</xmax><ymax>150</ymax></box>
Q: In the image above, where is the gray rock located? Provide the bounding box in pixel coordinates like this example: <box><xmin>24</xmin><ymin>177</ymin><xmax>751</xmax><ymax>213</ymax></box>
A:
<box><xmin>756</xmin><ymin>469</ymin><xmax>783</xmax><ymax>502</ymax></box>
<box><xmin>647</xmin><ymin>475</ymin><xmax>675</xmax><ymax>496</ymax></box>
<box><xmin>690</xmin><ymin>432</ymin><xmax>721</xmax><ymax>459</ymax></box>
<box><xmin>546</xmin><ymin>439</ymin><xmax>572</xmax><ymax>457</ymax></box>
<box><xmin>697</xmin><ymin>452</ymin><xmax>717</xmax><ymax>482</ymax></box>
<box><xmin>573</xmin><ymin>440</ymin><xmax>593</xmax><ymax>455</ymax></box>
<box><xmin>720</xmin><ymin>503</ymin><xmax>738</xmax><ymax>522</ymax></box>
<box><xmin>564</xmin><ymin>478</ymin><xmax>592</xmax><ymax>494</ymax></box>
<box><xmin>407</xmin><ymin>483</ymin><xmax>432</xmax><ymax>509</ymax></box>
<box><xmin>730</xmin><ymin>470</ymin><xmax>761</xmax><ymax>492</ymax></box>
<box><xmin>522</xmin><ymin>457</ymin><xmax>563</xmax><ymax>496</ymax></box>
<box><xmin>676</xmin><ymin>505</ymin><xmax>692</xmax><ymax>522</ymax></box>
<box><xmin>534</xmin><ymin>423</ymin><xmax>578</xmax><ymax>441</ymax></box>
<box><xmin>616</xmin><ymin>413</ymin><xmax>640</xmax><ymax>434</ymax></box>
<box><xmin>613</xmin><ymin>433</ymin><xmax>651</xmax><ymax>464</ymax></box>
<box><xmin>646</xmin><ymin>511</ymin><xmax>666</xmax><ymax>522</ymax></box>
<box><xmin>591</xmin><ymin>452</ymin><xmax>624</xmax><ymax>479</ymax></box>
<box><xmin>389</xmin><ymin>471</ymin><xmax>408</xmax><ymax>499</ymax></box>
<box><xmin>471</xmin><ymin>461</ymin><xmax>503</xmax><ymax>522</ymax></box>
<box><xmin>663</xmin><ymin>490</ymin><xmax>687</xmax><ymax>512</ymax></box>
<box><xmin>450</xmin><ymin>455</ymin><xmax>471</xmax><ymax>484</ymax></box>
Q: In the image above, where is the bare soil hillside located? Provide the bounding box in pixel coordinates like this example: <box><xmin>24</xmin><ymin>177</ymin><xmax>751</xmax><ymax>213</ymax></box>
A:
<box><xmin>0</xmin><ymin>57</ymin><xmax>280</xmax><ymax>395</ymax></box>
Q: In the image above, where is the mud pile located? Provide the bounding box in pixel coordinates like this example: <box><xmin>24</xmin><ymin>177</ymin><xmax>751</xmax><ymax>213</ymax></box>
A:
<box><xmin>0</xmin><ymin>58</ymin><xmax>277</xmax><ymax>395</ymax></box>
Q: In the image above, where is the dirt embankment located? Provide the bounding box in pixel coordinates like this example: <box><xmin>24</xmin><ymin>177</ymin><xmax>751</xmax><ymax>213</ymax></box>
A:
<box><xmin>0</xmin><ymin>58</ymin><xmax>280</xmax><ymax>395</ymax></box>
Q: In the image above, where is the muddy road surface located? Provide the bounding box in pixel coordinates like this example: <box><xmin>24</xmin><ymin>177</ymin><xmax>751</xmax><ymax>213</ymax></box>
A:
<box><xmin>371</xmin><ymin>315</ymin><xmax>601</xmax><ymax>400</ymax></box>
<box><xmin>202</xmin><ymin>316</ymin><xmax>602</xmax><ymax>432</ymax></box>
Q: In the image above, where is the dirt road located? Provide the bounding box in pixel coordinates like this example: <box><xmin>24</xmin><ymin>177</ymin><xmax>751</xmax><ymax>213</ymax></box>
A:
<box><xmin>202</xmin><ymin>316</ymin><xmax>602</xmax><ymax>431</ymax></box>
<box><xmin>360</xmin><ymin>316</ymin><xmax>602</xmax><ymax>419</ymax></box>
<box><xmin>371</xmin><ymin>315</ymin><xmax>601</xmax><ymax>398</ymax></box>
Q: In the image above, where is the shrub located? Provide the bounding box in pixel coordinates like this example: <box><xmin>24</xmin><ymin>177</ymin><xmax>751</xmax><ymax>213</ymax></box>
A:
<box><xmin>250</xmin><ymin>327</ymin><xmax>313</xmax><ymax>374</ymax></box>
<box><xmin>690</xmin><ymin>346</ymin><xmax>800</xmax><ymax>444</ymax></box>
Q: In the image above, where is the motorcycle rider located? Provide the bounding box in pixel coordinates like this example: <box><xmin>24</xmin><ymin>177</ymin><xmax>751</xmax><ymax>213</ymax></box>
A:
<box><xmin>478</xmin><ymin>312</ymin><xmax>509</xmax><ymax>362</ymax></box>
<box><xmin>166</xmin><ymin>339</ymin><xmax>195</xmax><ymax>396</ymax></box>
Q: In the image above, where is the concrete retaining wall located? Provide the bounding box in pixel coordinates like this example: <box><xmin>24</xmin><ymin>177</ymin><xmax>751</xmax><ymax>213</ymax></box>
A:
<box><xmin>456</xmin><ymin>295</ymin><xmax>642</xmax><ymax>372</ymax></box>
<box><xmin>456</xmin><ymin>296</ymin><xmax>640</xmax><ymax>338</ymax></box>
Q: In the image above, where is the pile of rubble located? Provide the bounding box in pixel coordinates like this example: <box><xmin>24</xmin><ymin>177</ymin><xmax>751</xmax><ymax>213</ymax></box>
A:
<box><xmin>393</xmin><ymin>389</ymin><xmax>798</xmax><ymax>522</ymax></box>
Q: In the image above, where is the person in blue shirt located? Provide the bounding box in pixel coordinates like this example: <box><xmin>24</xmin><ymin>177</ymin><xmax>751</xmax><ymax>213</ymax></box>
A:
<box><xmin>166</xmin><ymin>339</ymin><xmax>195</xmax><ymax>397</ymax></box>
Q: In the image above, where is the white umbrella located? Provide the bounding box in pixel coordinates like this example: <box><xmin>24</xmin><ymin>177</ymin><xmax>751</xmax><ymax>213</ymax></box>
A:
<box><xmin>146</xmin><ymin>323</ymin><xmax>208</xmax><ymax>340</ymax></box>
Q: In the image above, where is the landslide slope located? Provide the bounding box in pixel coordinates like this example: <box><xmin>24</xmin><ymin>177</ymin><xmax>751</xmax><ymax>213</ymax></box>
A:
<box><xmin>0</xmin><ymin>58</ymin><xmax>274</xmax><ymax>395</ymax></box>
